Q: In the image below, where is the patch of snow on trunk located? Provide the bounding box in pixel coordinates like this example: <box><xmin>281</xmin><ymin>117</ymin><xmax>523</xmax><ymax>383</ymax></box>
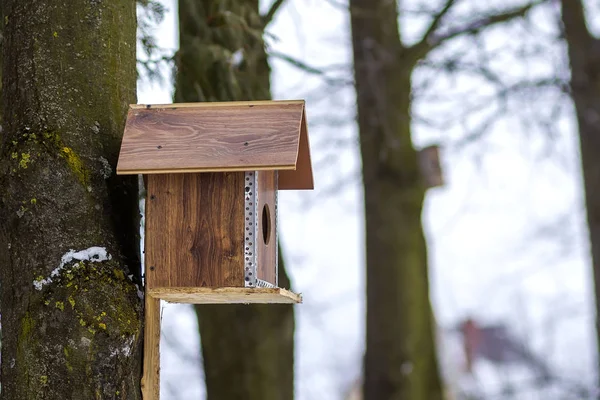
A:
<box><xmin>33</xmin><ymin>246</ymin><xmax>112</xmax><ymax>290</ymax></box>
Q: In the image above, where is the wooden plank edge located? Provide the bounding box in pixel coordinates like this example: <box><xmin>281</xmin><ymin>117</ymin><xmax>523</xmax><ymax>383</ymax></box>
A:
<box><xmin>279</xmin><ymin>105</ymin><xmax>314</xmax><ymax>190</ymax></box>
<box><xmin>147</xmin><ymin>287</ymin><xmax>303</xmax><ymax>304</ymax></box>
<box><xmin>141</xmin><ymin>293</ymin><xmax>161</xmax><ymax>400</ymax></box>
<box><xmin>130</xmin><ymin>100</ymin><xmax>305</xmax><ymax>110</ymax></box>
<box><xmin>116</xmin><ymin>164</ymin><xmax>297</xmax><ymax>176</ymax></box>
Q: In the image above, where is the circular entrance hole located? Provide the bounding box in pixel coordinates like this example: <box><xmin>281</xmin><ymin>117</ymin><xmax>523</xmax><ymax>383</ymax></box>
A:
<box><xmin>262</xmin><ymin>204</ymin><xmax>271</xmax><ymax>245</ymax></box>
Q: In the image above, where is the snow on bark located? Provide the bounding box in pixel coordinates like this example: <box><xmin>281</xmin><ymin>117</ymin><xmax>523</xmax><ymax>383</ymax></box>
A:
<box><xmin>33</xmin><ymin>246</ymin><xmax>112</xmax><ymax>290</ymax></box>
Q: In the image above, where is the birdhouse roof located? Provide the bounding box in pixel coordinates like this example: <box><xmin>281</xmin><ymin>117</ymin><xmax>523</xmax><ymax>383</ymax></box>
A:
<box><xmin>116</xmin><ymin>100</ymin><xmax>313</xmax><ymax>190</ymax></box>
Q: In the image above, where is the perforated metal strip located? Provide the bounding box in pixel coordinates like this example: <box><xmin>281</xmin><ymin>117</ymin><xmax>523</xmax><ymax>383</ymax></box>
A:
<box><xmin>244</xmin><ymin>171</ymin><xmax>257</xmax><ymax>287</ymax></box>
<box><xmin>274</xmin><ymin>171</ymin><xmax>279</xmax><ymax>287</ymax></box>
<box><xmin>254</xmin><ymin>173</ymin><xmax>259</xmax><ymax>282</ymax></box>
<box><xmin>256</xmin><ymin>279</ymin><xmax>276</xmax><ymax>288</ymax></box>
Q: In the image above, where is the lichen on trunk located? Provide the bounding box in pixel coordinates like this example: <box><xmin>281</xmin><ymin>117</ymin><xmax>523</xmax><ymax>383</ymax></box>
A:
<box><xmin>0</xmin><ymin>0</ymin><xmax>142</xmax><ymax>398</ymax></box>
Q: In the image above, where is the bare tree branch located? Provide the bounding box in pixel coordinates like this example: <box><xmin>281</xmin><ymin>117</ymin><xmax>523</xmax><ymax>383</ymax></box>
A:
<box><xmin>428</xmin><ymin>2</ymin><xmax>541</xmax><ymax>49</ymax></box>
<box><xmin>269</xmin><ymin>50</ymin><xmax>326</xmax><ymax>75</ymax></box>
<box><xmin>404</xmin><ymin>1</ymin><xmax>549</xmax><ymax>66</ymax></box>
<box><xmin>419</xmin><ymin>0</ymin><xmax>458</xmax><ymax>46</ymax></box>
<box><xmin>268</xmin><ymin>50</ymin><xmax>352</xmax><ymax>85</ymax></box>
<box><xmin>262</xmin><ymin>0</ymin><xmax>286</xmax><ymax>27</ymax></box>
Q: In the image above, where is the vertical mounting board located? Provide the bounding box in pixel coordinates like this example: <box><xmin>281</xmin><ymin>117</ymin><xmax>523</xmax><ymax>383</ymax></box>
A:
<box><xmin>141</xmin><ymin>293</ymin><xmax>161</xmax><ymax>399</ymax></box>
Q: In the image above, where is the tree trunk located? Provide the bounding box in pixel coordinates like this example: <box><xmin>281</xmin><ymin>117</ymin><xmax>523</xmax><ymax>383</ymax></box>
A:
<box><xmin>0</xmin><ymin>1</ymin><xmax>142</xmax><ymax>399</ymax></box>
<box><xmin>175</xmin><ymin>1</ymin><xmax>294</xmax><ymax>399</ymax></box>
<box><xmin>0</xmin><ymin>0</ymin><xmax>3</xmax><ymax>129</ymax></box>
<box><xmin>349</xmin><ymin>1</ymin><xmax>444</xmax><ymax>399</ymax></box>
<box><xmin>560</xmin><ymin>0</ymin><xmax>600</xmax><ymax>392</ymax></box>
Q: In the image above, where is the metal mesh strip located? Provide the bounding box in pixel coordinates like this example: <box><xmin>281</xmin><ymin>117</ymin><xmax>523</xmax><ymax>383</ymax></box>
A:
<box><xmin>244</xmin><ymin>171</ymin><xmax>258</xmax><ymax>287</ymax></box>
<box><xmin>256</xmin><ymin>279</ymin><xmax>276</xmax><ymax>288</ymax></box>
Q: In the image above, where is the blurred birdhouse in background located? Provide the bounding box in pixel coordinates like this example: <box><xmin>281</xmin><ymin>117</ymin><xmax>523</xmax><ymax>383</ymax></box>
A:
<box><xmin>117</xmin><ymin>100</ymin><xmax>313</xmax><ymax>304</ymax></box>
<box><xmin>418</xmin><ymin>144</ymin><xmax>444</xmax><ymax>189</ymax></box>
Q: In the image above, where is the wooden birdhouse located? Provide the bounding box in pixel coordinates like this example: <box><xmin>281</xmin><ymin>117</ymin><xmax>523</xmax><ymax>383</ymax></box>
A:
<box><xmin>418</xmin><ymin>144</ymin><xmax>444</xmax><ymax>189</ymax></box>
<box><xmin>117</xmin><ymin>100</ymin><xmax>313</xmax><ymax>304</ymax></box>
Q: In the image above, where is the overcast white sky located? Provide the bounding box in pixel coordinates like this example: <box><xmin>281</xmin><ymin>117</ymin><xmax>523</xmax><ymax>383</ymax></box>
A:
<box><xmin>137</xmin><ymin>1</ymin><xmax>599</xmax><ymax>399</ymax></box>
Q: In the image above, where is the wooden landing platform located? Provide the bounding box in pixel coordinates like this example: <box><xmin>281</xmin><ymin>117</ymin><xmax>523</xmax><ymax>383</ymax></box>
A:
<box><xmin>147</xmin><ymin>287</ymin><xmax>302</xmax><ymax>304</ymax></box>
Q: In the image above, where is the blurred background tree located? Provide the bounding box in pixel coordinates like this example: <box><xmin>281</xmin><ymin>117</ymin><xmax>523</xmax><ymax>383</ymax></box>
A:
<box><xmin>560</xmin><ymin>0</ymin><xmax>600</xmax><ymax>392</ymax></box>
<box><xmin>348</xmin><ymin>1</ymin><xmax>553</xmax><ymax>399</ymax></box>
<box><xmin>174</xmin><ymin>1</ymin><xmax>294</xmax><ymax>399</ymax></box>
<box><xmin>349</xmin><ymin>0</ymin><xmax>445</xmax><ymax>398</ymax></box>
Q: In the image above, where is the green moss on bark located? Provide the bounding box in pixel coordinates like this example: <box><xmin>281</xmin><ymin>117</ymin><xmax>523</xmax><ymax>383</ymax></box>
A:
<box><xmin>6</xmin><ymin>130</ymin><xmax>92</xmax><ymax>187</ymax></box>
<box><xmin>14</xmin><ymin>258</ymin><xmax>142</xmax><ymax>400</ymax></box>
<box><xmin>60</xmin><ymin>147</ymin><xmax>90</xmax><ymax>187</ymax></box>
<box><xmin>1</xmin><ymin>0</ymin><xmax>142</xmax><ymax>398</ymax></box>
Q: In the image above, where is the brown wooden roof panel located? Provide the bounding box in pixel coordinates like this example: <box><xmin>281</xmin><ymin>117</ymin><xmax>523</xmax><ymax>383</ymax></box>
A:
<box><xmin>279</xmin><ymin>110</ymin><xmax>313</xmax><ymax>190</ymax></box>
<box><xmin>117</xmin><ymin>100</ymin><xmax>313</xmax><ymax>190</ymax></box>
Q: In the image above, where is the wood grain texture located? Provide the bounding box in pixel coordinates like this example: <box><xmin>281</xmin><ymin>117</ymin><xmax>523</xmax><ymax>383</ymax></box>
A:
<box><xmin>257</xmin><ymin>171</ymin><xmax>277</xmax><ymax>285</ymax></box>
<box><xmin>141</xmin><ymin>294</ymin><xmax>161</xmax><ymax>400</ymax></box>
<box><xmin>130</xmin><ymin>100</ymin><xmax>304</xmax><ymax>109</ymax></box>
<box><xmin>145</xmin><ymin>172</ymin><xmax>245</xmax><ymax>289</ymax></box>
<box><xmin>117</xmin><ymin>100</ymin><xmax>314</xmax><ymax>190</ymax></box>
<box><xmin>118</xmin><ymin>101</ymin><xmax>304</xmax><ymax>177</ymax></box>
<box><xmin>279</xmin><ymin>109</ymin><xmax>314</xmax><ymax>190</ymax></box>
<box><xmin>148</xmin><ymin>287</ymin><xmax>302</xmax><ymax>304</ymax></box>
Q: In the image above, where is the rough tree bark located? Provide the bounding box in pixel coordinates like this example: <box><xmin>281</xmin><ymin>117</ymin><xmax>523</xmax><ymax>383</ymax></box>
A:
<box><xmin>349</xmin><ymin>1</ymin><xmax>443</xmax><ymax>399</ymax></box>
<box><xmin>174</xmin><ymin>1</ymin><xmax>294</xmax><ymax>399</ymax></box>
<box><xmin>560</xmin><ymin>0</ymin><xmax>600</xmax><ymax>392</ymax></box>
<box><xmin>0</xmin><ymin>1</ymin><xmax>142</xmax><ymax>399</ymax></box>
<box><xmin>0</xmin><ymin>0</ymin><xmax>3</xmax><ymax>129</ymax></box>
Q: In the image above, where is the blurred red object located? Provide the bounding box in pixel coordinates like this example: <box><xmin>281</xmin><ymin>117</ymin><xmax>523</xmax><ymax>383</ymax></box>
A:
<box><xmin>459</xmin><ymin>318</ymin><xmax>551</xmax><ymax>381</ymax></box>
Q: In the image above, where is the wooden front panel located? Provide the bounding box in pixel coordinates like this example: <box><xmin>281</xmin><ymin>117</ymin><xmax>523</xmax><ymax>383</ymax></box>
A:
<box><xmin>145</xmin><ymin>172</ymin><xmax>245</xmax><ymax>288</ymax></box>
<box><xmin>256</xmin><ymin>171</ymin><xmax>278</xmax><ymax>285</ymax></box>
